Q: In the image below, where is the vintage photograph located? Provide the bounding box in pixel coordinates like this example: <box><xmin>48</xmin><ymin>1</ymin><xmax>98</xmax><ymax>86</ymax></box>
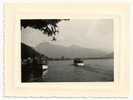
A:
<box><xmin>21</xmin><ymin>19</ymin><xmax>114</xmax><ymax>82</ymax></box>
<box><xmin>4</xmin><ymin>4</ymin><xmax>129</xmax><ymax>96</ymax></box>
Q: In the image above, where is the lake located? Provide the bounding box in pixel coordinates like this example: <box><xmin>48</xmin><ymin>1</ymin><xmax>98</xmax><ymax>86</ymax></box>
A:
<box><xmin>43</xmin><ymin>59</ymin><xmax>114</xmax><ymax>82</ymax></box>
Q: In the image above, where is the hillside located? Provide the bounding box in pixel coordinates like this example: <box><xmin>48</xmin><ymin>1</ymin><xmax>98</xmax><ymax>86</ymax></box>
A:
<box><xmin>21</xmin><ymin>43</ymin><xmax>41</xmax><ymax>59</ymax></box>
<box><xmin>105</xmin><ymin>52</ymin><xmax>114</xmax><ymax>58</ymax></box>
<box><xmin>35</xmin><ymin>42</ymin><xmax>110</xmax><ymax>58</ymax></box>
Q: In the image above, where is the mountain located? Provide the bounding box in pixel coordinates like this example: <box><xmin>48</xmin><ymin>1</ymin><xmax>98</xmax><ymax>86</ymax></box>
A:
<box><xmin>21</xmin><ymin>43</ymin><xmax>41</xmax><ymax>59</ymax></box>
<box><xmin>35</xmin><ymin>42</ymin><xmax>109</xmax><ymax>58</ymax></box>
<box><xmin>105</xmin><ymin>52</ymin><xmax>114</xmax><ymax>58</ymax></box>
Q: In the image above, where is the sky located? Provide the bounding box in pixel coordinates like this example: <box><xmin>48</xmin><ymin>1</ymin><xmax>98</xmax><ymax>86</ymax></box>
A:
<box><xmin>21</xmin><ymin>19</ymin><xmax>113</xmax><ymax>52</ymax></box>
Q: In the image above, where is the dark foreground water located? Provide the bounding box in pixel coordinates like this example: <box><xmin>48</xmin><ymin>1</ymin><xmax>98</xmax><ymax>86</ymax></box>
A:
<box><xmin>43</xmin><ymin>59</ymin><xmax>114</xmax><ymax>82</ymax></box>
<box><xmin>23</xmin><ymin>59</ymin><xmax>113</xmax><ymax>82</ymax></box>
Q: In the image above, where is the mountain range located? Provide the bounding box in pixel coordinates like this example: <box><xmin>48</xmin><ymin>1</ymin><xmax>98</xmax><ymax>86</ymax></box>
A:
<box><xmin>35</xmin><ymin>42</ymin><xmax>113</xmax><ymax>58</ymax></box>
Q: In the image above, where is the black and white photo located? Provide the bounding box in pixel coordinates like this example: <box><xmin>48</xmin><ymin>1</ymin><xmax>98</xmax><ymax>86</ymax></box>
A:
<box><xmin>21</xmin><ymin>19</ymin><xmax>114</xmax><ymax>82</ymax></box>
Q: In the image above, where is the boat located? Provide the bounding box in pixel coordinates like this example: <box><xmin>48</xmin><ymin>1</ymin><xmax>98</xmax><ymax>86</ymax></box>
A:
<box><xmin>73</xmin><ymin>58</ymin><xmax>85</xmax><ymax>67</ymax></box>
<box><xmin>40</xmin><ymin>56</ymin><xmax>49</xmax><ymax>79</ymax></box>
<box><xmin>42</xmin><ymin>64</ymin><xmax>48</xmax><ymax>71</ymax></box>
<box><xmin>41</xmin><ymin>63</ymin><xmax>48</xmax><ymax>79</ymax></box>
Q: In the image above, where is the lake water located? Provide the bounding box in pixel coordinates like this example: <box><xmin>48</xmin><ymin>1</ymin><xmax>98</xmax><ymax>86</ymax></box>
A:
<box><xmin>43</xmin><ymin>59</ymin><xmax>114</xmax><ymax>82</ymax></box>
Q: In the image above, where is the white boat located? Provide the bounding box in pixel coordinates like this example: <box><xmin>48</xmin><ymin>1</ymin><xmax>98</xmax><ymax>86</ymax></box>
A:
<box><xmin>76</xmin><ymin>62</ymin><xmax>85</xmax><ymax>66</ymax></box>
<box><xmin>42</xmin><ymin>64</ymin><xmax>48</xmax><ymax>79</ymax></box>
<box><xmin>42</xmin><ymin>65</ymin><xmax>48</xmax><ymax>70</ymax></box>
<box><xmin>73</xmin><ymin>58</ymin><xmax>85</xmax><ymax>67</ymax></box>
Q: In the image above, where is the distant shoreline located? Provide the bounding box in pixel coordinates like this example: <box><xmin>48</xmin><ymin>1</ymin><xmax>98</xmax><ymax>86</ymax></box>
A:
<box><xmin>48</xmin><ymin>57</ymin><xmax>113</xmax><ymax>61</ymax></box>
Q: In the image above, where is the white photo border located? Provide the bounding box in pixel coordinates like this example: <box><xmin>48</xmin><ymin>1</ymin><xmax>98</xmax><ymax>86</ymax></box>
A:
<box><xmin>4</xmin><ymin>4</ymin><xmax>130</xmax><ymax>97</ymax></box>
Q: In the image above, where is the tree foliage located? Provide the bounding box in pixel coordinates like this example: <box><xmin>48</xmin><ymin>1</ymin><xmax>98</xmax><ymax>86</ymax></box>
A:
<box><xmin>21</xmin><ymin>19</ymin><xmax>69</xmax><ymax>37</ymax></box>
